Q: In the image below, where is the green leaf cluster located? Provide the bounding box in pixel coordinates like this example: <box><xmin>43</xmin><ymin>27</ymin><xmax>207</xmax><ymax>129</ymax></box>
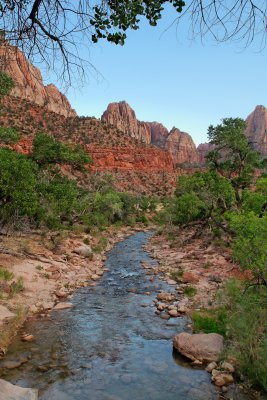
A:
<box><xmin>91</xmin><ymin>0</ymin><xmax>185</xmax><ymax>44</ymax></box>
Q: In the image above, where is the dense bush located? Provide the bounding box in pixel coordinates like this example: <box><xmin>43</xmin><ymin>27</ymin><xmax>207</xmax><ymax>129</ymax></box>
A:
<box><xmin>0</xmin><ymin>148</ymin><xmax>38</xmax><ymax>222</ymax></box>
<box><xmin>0</xmin><ymin>126</ymin><xmax>20</xmax><ymax>144</ymax></box>
<box><xmin>0</xmin><ymin>72</ymin><xmax>14</xmax><ymax>96</ymax></box>
<box><xmin>32</xmin><ymin>132</ymin><xmax>91</xmax><ymax>168</ymax></box>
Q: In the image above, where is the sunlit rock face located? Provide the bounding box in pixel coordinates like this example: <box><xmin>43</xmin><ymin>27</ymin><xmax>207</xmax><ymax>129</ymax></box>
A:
<box><xmin>102</xmin><ymin>102</ymin><xmax>199</xmax><ymax>165</ymax></box>
<box><xmin>0</xmin><ymin>44</ymin><xmax>76</xmax><ymax>117</ymax></box>
<box><xmin>245</xmin><ymin>105</ymin><xmax>267</xmax><ymax>157</ymax></box>
<box><xmin>165</xmin><ymin>127</ymin><xmax>199</xmax><ymax>165</ymax></box>
<box><xmin>101</xmin><ymin>101</ymin><xmax>151</xmax><ymax>144</ymax></box>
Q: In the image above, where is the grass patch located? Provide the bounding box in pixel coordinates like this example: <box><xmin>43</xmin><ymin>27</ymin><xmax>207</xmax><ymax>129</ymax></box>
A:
<box><xmin>184</xmin><ymin>286</ymin><xmax>197</xmax><ymax>297</ymax></box>
<box><xmin>170</xmin><ymin>270</ymin><xmax>184</xmax><ymax>282</ymax></box>
<box><xmin>192</xmin><ymin>309</ymin><xmax>227</xmax><ymax>335</ymax></box>
<box><xmin>10</xmin><ymin>277</ymin><xmax>24</xmax><ymax>294</ymax></box>
<box><xmin>0</xmin><ymin>266</ymin><xmax>14</xmax><ymax>281</ymax></box>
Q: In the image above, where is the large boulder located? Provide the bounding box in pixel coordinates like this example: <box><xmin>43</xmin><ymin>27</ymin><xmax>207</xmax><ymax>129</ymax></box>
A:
<box><xmin>0</xmin><ymin>379</ymin><xmax>38</xmax><ymax>400</ymax></box>
<box><xmin>173</xmin><ymin>332</ymin><xmax>224</xmax><ymax>363</ymax></box>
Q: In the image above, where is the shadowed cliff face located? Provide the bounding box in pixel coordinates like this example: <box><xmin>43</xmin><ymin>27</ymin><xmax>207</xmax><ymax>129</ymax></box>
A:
<box><xmin>245</xmin><ymin>105</ymin><xmax>267</xmax><ymax>157</ymax></box>
<box><xmin>101</xmin><ymin>101</ymin><xmax>199</xmax><ymax>165</ymax></box>
<box><xmin>0</xmin><ymin>44</ymin><xmax>76</xmax><ymax>118</ymax></box>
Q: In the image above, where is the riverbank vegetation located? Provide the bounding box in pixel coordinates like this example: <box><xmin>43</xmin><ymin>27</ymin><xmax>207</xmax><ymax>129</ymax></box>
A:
<box><xmin>157</xmin><ymin>118</ymin><xmax>267</xmax><ymax>391</ymax></box>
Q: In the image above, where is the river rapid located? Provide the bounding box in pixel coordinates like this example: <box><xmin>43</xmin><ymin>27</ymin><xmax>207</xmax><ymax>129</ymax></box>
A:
<box><xmin>0</xmin><ymin>232</ymin><xmax>256</xmax><ymax>399</ymax></box>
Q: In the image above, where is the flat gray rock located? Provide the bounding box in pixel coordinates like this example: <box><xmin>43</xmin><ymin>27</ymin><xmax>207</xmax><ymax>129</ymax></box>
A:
<box><xmin>53</xmin><ymin>302</ymin><xmax>73</xmax><ymax>311</ymax></box>
<box><xmin>0</xmin><ymin>379</ymin><xmax>38</xmax><ymax>400</ymax></box>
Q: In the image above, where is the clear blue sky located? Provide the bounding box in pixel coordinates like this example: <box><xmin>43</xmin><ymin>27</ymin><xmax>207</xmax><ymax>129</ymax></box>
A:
<box><xmin>50</xmin><ymin>6</ymin><xmax>267</xmax><ymax>145</ymax></box>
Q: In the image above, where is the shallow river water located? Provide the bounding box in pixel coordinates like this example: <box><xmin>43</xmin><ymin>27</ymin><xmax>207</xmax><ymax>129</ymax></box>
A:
<box><xmin>0</xmin><ymin>232</ymin><xmax>259</xmax><ymax>399</ymax></box>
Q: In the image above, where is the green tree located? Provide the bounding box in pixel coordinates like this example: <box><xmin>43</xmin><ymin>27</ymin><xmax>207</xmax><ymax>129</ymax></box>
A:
<box><xmin>206</xmin><ymin>118</ymin><xmax>260</xmax><ymax>204</ymax></box>
<box><xmin>0</xmin><ymin>148</ymin><xmax>38</xmax><ymax>221</ymax></box>
<box><xmin>173</xmin><ymin>171</ymin><xmax>236</xmax><ymax>225</ymax></box>
<box><xmin>32</xmin><ymin>132</ymin><xmax>91</xmax><ymax>169</ymax></box>
<box><xmin>228</xmin><ymin>212</ymin><xmax>267</xmax><ymax>287</ymax></box>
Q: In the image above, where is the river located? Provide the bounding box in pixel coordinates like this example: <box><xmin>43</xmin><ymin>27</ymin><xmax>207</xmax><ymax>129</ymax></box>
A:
<box><xmin>0</xmin><ymin>232</ymin><xmax>256</xmax><ymax>399</ymax></box>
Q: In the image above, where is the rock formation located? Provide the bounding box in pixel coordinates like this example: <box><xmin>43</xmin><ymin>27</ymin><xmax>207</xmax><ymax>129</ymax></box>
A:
<box><xmin>102</xmin><ymin>101</ymin><xmax>199</xmax><ymax>165</ymax></box>
<box><xmin>165</xmin><ymin>127</ymin><xmax>199</xmax><ymax>165</ymax></box>
<box><xmin>0</xmin><ymin>44</ymin><xmax>76</xmax><ymax>117</ymax></box>
<box><xmin>197</xmin><ymin>142</ymin><xmax>212</xmax><ymax>165</ymax></box>
<box><xmin>101</xmin><ymin>101</ymin><xmax>151</xmax><ymax>143</ymax></box>
<box><xmin>245</xmin><ymin>105</ymin><xmax>267</xmax><ymax>157</ymax></box>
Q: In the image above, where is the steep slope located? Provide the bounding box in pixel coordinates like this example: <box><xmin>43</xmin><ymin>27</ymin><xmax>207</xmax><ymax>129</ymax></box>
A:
<box><xmin>245</xmin><ymin>105</ymin><xmax>267</xmax><ymax>157</ymax></box>
<box><xmin>101</xmin><ymin>101</ymin><xmax>199</xmax><ymax>165</ymax></box>
<box><xmin>0</xmin><ymin>44</ymin><xmax>76</xmax><ymax>118</ymax></box>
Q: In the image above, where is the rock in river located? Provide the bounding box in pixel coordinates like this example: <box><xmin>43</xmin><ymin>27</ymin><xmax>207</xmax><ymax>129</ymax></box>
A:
<box><xmin>173</xmin><ymin>332</ymin><xmax>224</xmax><ymax>363</ymax></box>
<box><xmin>53</xmin><ymin>302</ymin><xmax>73</xmax><ymax>311</ymax></box>
<box><xmin>0</xmin><ymin>379</ymin><xmax>38</xmax><ymax>400</ymax></box>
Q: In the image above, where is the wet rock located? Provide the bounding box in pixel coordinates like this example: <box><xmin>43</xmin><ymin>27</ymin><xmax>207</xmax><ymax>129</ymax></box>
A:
<box><xmin>36</xmin><ymin>365</ymin><xmax>49</xmax><ymax>372</ymax></box>
<box><xmin>166</xmin><ymin>279</ymin><xmax>177</xmax><ymax>285</ymax></box>
<box><xmin>1</xmin><ymin>358</ymin><xmax>28</xmax><ymax>369</ymax></box>
<box><xmin>53</xmin><ymin>302</ymin><xmax>73</xmax><ymax>311</ymax></box>
<box><xmin>157</xmin><ymin>292</ymin><xmax>174</xmax><ymax>302</ymax></box>
<box><xmin>21</xmin><ymin>334</ymin><xmax>34</xmax><ymax>342</ymax></box>
<box><xmin>173</xmin><ymin>332</ymin><xmax>224</xmax><ymax>362</ymax></box>
<box><xmin>0</xmin><ymin>379</ymin><xmax>38</xmax><ymax>399</ymax></box>
<box><xmin>160</xmin><ymin>314</ymin><xmax>170</xmax><ymax>320</ymax></box>
<box><xmin>168</xmin><ymin>309</ymin><xmax>179</xmax><ymax>317</ymax></box>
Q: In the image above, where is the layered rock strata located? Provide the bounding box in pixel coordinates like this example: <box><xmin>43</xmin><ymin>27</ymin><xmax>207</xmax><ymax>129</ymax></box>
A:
<box><xmin>102</xmin><ymin>101</ymin><xmax>199</xmax><ymax>165</ymax></box>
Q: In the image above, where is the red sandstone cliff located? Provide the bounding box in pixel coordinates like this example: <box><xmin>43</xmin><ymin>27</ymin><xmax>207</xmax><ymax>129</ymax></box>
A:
<box><xmin>197</xmin><ymin>143</ymin><xmax>212</xmax><ymax>164</ymax></box>
<box><xmin>245</xmin><ymin>105</ymin><xmax>267</xmax><ymax>157</ymax></box>
<box><xmin>102</xmin><ymin>102</ymin><xmax>199</xmax><ymax>165</ymax></box>
<box><xmin>101</xmin><ymin>101</ymin><xmax>151</xmax><ymax>144</ymax></box>
<box><xmin>0</xmin><ymin>44</ymin><xmax>76</xmax><ymax>118</ymax></box>
<box><xmin>165</xmin><ymin>128</ymin><xmax>199</xmax><ymax>165</ymax></box>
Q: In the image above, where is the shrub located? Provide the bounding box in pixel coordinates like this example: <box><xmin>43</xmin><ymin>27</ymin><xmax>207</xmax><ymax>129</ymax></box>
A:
<box><xmin>0</xmin><ymin>72</ymin><xmax>15</xmax><ymax>96</ymax></box>
<box><xmin>0</xmin><ymin>266</ymin><xmax>14</xmax><ymax>281</ymax></box>
<box><xmin>32</xmin><ymin>132</ymin><xmax>91</xmax><ymax>168</ymax></box>
<box><xmin>0</xmin><ymin>126</ymin><xmax>20</xmax><ymax>144</ymax></box>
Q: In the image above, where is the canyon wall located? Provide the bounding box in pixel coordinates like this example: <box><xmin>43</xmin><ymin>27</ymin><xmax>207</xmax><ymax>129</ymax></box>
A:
<box><xmin>102</xmin><ymin>101</ymin><xmax>199</xmax><ymax>165</ymax></box>
<box><xmin>0</xmin><ymin>44</ymin><xmax>76</xmax><ymax>118</ymax></box>
<box><xmin>245</xmin><ymin>105</ymin><xmax>267</xmax><ymax>157</ymax></box>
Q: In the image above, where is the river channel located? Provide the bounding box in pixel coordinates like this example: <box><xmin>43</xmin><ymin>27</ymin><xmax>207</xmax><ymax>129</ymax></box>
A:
<box><xmin>0</xmin><ymin>232</ymin><xmax>257</xmax><ymax>399</ymax></box>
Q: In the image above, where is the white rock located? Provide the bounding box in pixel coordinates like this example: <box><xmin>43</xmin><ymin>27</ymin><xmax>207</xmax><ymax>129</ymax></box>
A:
<box><xmin>0</xmin><ymin>379</ymin><xmax>38</xmax><ymax>400</ymax></box>
<box><xmin>53</xmin><ymin>302</ymin><xmax>73</xmax><ymax>311</ymax></box>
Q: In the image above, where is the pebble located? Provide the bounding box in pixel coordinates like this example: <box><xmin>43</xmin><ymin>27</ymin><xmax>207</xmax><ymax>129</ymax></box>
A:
<box><xmin>168</xmin><ymin>309</ymin><xmax>179</xmax><ymax>317</ymax></box>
